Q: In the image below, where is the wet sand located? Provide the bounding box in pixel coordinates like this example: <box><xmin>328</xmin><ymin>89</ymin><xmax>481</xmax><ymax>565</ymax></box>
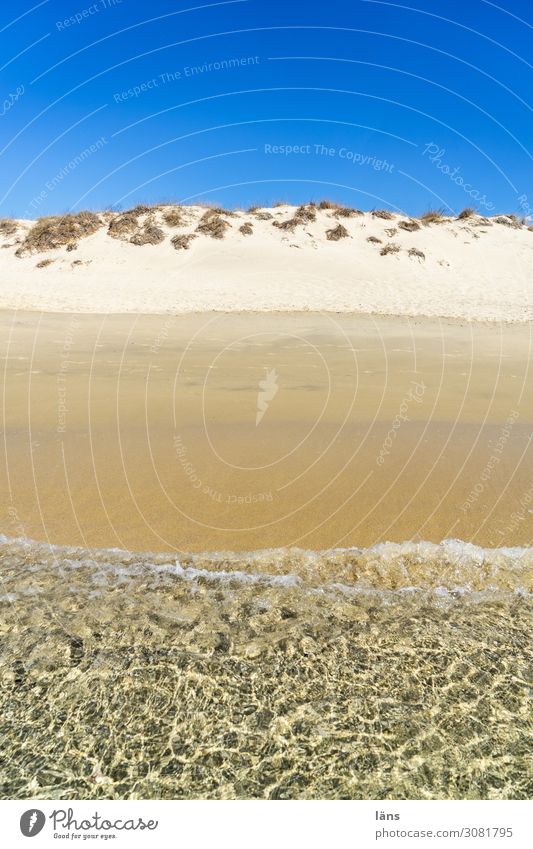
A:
<box><xmin>1</xmin><ymin>310</ymin><xmax>532</xmax><ymax>553</ymax></box>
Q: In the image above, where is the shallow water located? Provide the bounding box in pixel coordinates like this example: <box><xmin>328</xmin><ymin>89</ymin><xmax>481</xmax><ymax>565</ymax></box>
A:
<box><xmin>1</xmin><ymin>535</ymin><xmax>531</xmax><ymax>800</ymax></box>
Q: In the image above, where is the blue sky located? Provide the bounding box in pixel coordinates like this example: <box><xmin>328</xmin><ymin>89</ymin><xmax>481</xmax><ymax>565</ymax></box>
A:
<box><xmin>1</xmin><ymin>0</ymin><xmax>531</xmax><ymax>218</ymax></box>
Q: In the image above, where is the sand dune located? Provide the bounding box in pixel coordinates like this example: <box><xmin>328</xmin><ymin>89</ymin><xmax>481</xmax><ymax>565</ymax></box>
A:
<box><xmin>1</xmin><ymin>204</ymin><xmax>532</xmax><ymax>321</ymax></box>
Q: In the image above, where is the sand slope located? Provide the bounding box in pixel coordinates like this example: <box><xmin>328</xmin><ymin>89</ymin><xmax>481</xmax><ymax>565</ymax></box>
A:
<box><xmin>1</xmin><ymin>205</ymin><xmax>532</xmax><ymax>320</ymax></box>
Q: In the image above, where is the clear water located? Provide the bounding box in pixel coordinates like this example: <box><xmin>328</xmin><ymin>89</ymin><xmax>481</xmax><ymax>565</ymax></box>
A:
<box><xmin>0</xmin><ymin>536</ymin><xmax>531</xmax><ymax>800</ymax></box>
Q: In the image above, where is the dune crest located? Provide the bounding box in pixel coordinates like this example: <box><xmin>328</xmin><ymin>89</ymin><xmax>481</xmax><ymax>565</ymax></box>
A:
<box><xmin>1</xmin><ymin>204</ymin><xmax>532</xmax><ymax>321</ymax></box>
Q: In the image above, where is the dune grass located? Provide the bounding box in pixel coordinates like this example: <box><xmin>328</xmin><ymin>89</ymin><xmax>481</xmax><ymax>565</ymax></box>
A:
<box><xmin>380</xmin><ymin>242</ymin><xmax>401</xmax><ymax>256</ymax></box>
<box><xmin>398</xmin><ymin>219</ymin><xmax>421</xmax><ymax>231</ymax></box>
<box><xmin>0</xmin><ymin>219</ymin><xmax>17</xmax><ymax>237</ymax></box>
<box><xmin>372</xmin><ymin>209</ymin><xmax>394</xmax><ymax>220</ymax></box>
<box><xmin>326</xmin><ymin>224</ymin><xmax>349</xmax><ymax>241</ymax></box>
<box><xmin>196</xmin><ymin>210</ymin><xmax>231</xmax><ymax>239</ymax></box>
<box><xmin>171</xmin><ymin>233</ymin><xmax>197</xmax><ymax>250</ymax></box>
<box><xmin>162</xmin><ymin>208</ymin><xmax>185</xmax><ymax>227</ymax></box>
<box><xmin>494</xmin><ymin>214</ymin><xmax>522</xmax><ymax>229</ymax></box>
<box><xmin>130</xmin><ymin>224</ymin><xmax>165</xmax><ymax>246</ymax></box>
<box><xmin>108</xmin><ymin>211</ymin><xmax>140</xmax><ymax>239</ymax></box>
<box><xmin>420</xmin><ymin>208</ymin><xmax>446</xmax><ymax>225</ymax></box>
<box><xmin>457</xmin><ymin>207</ymin><xmax>476</xmax><ymax>220</ymax></box>
<box><xmin>334</xmin><ymin>206</ymin><xmax>363</xmax><ymax>218</ymax></box>
<box><xmin>272</xmin><ymin>204</ymin><xmax>317</xmax><ymax>231</ymax></box>
<box><xmin>16</xmin><ymin>212</ymin><xmax>101</xmax><ymax>255</ymax></box>
<box><xmin>318</xmin><ymin>199</ymin><xmax>343</xmax><ymax>210</ymax></box>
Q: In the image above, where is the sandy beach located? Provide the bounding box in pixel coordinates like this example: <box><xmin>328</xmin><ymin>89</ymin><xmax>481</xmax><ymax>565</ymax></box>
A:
<box><xmin>1</xmin><ymin>310</ymin><xmax>532</xmax><ymax>554</ymax></box>
<box><xmin>2</xmin><ymin>0</ymin><xmax>532</xmax><ymax>815</ymax></box>
<box><xmin>1</xmin><ymin>207</ymin><xmax>532</xmax><ymax>802</ymax></box>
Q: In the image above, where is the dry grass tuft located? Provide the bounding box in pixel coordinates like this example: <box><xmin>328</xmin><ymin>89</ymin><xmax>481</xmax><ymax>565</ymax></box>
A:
<box><xmin>325</xmin><ymin>224</ymin><xmax>349</xmax><ymax>241</ymax></box>
<box><xmin>272</xmin><ymin>218</ymin><xmax>297</xmax><ymax>231</ymax></box>
<box><xmin>528</xmin><ymin>225</ymin><xmax>533</xmax><ymax>232</ymax></box>
<box><xmin>0</xmin><ymin>219</ymin><xmax>17</xmax><ymax>237</ymax></box>
<box><xmin>162</xmin><ymin>207</ymin><xmax>184</xmax><ymax>227</ymax></box>
<box><xmin>16</xmin><ymin>211</ymin><xmax>101</xmax><ymax>255</ymax></box>
<box><xmin>36</xmin><ymin>258</ymin><xmax>54</xmax><ymax>268</ymax></box>
<box><xmin>408</xmin><ymin>247</ymin><xmax>425</xmax><ymax>261</ymax></box>
<box><xmin>204</xmin><ymin>205</ymin><xmax>237</xmax><ymax>217</ymax></box>
<box><xmin>385</xmin><ymin>227</ymin><xmax>398</xmax><ymax>237</ymax></box>
<box><xmin>457</xmin><ymin>207</ymin><xmax>476</xmax><ymax>220</ymax></box>
<box><xmin>398</xmin><ymin>219</ymin><xmax>421</xmax><ymax>232</ymax></box>
<box><xmin>420</xmin><ymin>208</ymin><xmax>446</xmax><ymax>225</ymax></box>
<box><xmin>120</xmin><ymin>203</ymin><xmax>160</xmax><ymax>216</ymax></box>
<box><xmin>110</xmin><ymin>206</ymin><xmax>165</xmax><ymax>243</ymax></box>
<box><xmin>130</xmin><ymin>224</ymin><xmax>165</xmax><ymax>246</ymax></box>
<box><xmin>171</xmin><ymin>233</ymin><xmax>197</xmax><ymax>250</ymax></box>
<box><xmin>108</xmin><ymin>211</ymin><xmax>139</xmax><ymax>239</ymax></box>
<box><xmin>334</xmin><ymin>206</ymin><xmax>363</xmax><ymax>218</ymax></box>
<box><xmin>196</xmin><ymin>203</ymin><xmax>237</xmax><ymax>217</ymax></box>
<box><xmin>380</xmin><ymin>242</ymin><xmax>400</xmax><ymax>256</ymax></box>
<box><xmin>239</xmin><ymin>222</ymin><xmax>253</xmax><ymax>236</ymax></box>
<box><xmin>494</xmin><ymin>214</ymin><xmax>522</xmax><ymax>229</ymax></box>
<box><xmin>247</xmin><ymin>205</ymin><xmax>259</xmax><ymax>213</ymax></box>
<box><xmin>254</xmin><ymin>211</ymin><xmax>273</xmax><ymax>220</ymax></box>
<box><xmin>318</xmin><ymin>199</ymin><xmax>342</xmax><ymax>210</ymax></box>
<box><xmin>196</xmin><ymin>210</ymin><xmax>230</xmax><ymax>239</ymax></box>
<box><xmin>295</xmin><ymin>204</ymin><xmax>317</xmax><ymax>222</ymax></box>
<box><xmin>367</xmin><ymin>235</ymin><xmax>382</xmax><ymax>244</ymax></box>
<box><xmin>372</xmin><ymin>209</ymin><xmax>394</xmax><ymax>220</ymax></box>
<box><xmin>272</xmin><ymin>204</ymin><xmax>317</xmax><ymax>231</ymax></box>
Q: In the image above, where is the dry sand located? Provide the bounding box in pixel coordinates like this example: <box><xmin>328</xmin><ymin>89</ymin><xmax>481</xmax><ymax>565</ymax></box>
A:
<box><xmin>1</xmin><ymin>205</ymin><xmax>532</xmax><ymax>321</ymax></box>
<box><xmin>1</xmin><ymin>310</ymin><xmax>532</xmax><ymax>553</ymax></box>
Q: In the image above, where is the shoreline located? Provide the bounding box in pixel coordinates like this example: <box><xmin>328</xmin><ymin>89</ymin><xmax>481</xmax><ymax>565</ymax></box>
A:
<box><xmin>2</xmin><ymin>533</ymin><xmax>532</xmax><ymax>592</ymax></box>
<box><xmin>2</xmin><ymin>306</ymin><xmax>532</xmax><ymax>326</ymax></box>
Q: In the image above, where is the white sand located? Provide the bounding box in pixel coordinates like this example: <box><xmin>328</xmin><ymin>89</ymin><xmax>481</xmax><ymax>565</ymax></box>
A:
<box><xmin>1</xmin><ymin>205</ymin><xmax>532</xmax><ymax>321</ymax></box>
